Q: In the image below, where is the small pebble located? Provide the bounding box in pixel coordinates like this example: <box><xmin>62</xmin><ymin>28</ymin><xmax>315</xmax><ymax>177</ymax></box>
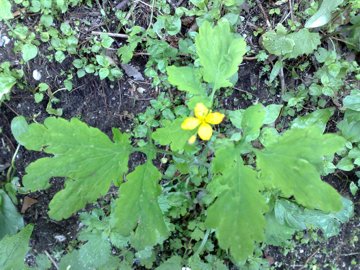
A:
<box><xmin>0</xmin><ymin>36</ymin><xmax>10</xmax><ymax>47</ymax></box>
<box><xmin>33</xmin><ymin>70</ymin><xmax>42</xmax><ymax>81</ymax></box>
<box><xmin>54</xmin><ymin>235</ymin><xmax>66</xmax><ymax>242</ymax></box>
<box><xmin>137</xmin><ymin>87</ymin><xmax>146</xmax><ymax>94</ymax></box>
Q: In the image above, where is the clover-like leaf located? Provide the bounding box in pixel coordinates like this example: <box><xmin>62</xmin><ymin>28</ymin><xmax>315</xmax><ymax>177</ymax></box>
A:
<box><xmin>11</xmin><ymin>117</ymin><xmax>132</xmax><ymax>220</ymax></box>
<box><xmin>110</xmin><ymin>161</ymin><xmax>169</xmax><ymax>250</ymax></box>
<box><xmin>22</xmin><ymin>44</ymin><xmax>38</xmax><ymax>62</ymax></box>
<box><xmin>195</xmin><ymin>20</ymin><xmax>246</xmax><ymax>90</ymax></box>
<box><xmin>206</xmin><ymin>149</ymin><xmax>267</xmax><ymax>262</ymax></box>
<box><xmin>0</xmin><ymin>0</ymin><xmax>13</xmax><ymax>20</ymax></box>
<box><xmin>256</xmin><ymin>126</ymin><xmax>345</xmax><ymax>212</ymax></box>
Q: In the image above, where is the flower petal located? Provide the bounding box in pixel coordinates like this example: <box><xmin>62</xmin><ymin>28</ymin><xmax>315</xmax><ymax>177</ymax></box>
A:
<box><xmin>198</xmin><ymin>123</ymin><xmax>213</xmax><ymax>141</ymax></box>
<box><xmin>194</xmin><ymin>103</ymin><xmax>209</xmax><ymax>119</ymax></box>
<box><xmin>205</xmin><ymin>112</ymin><xmax>225</xmax><ymax>125</ymax></box>
<box><xmin>181</xmin><ymin>117</ymin><xmax>200</xmax><ymax>130</ymax></box>
<box><xmin>188</xmin><ymin>135</ymin><xmax>197</xmax><ymax>144</ymax></box>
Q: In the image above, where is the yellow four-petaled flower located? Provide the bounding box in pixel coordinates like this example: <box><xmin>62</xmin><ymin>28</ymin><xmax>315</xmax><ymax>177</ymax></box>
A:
<box><xmin>181</xmin><ymin>103</ymin><xmax>225</xmax><ymax>142</ymax></box>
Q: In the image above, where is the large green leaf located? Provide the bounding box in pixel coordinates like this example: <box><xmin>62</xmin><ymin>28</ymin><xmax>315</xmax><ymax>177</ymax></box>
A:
<box><xmin>343</xmin><ymin>90</ymin><xmax>360</xmax><ymax>111</ymax></box>
<box><xmin>291</xmin><ymin>108</ymin><xmax>334</xmax><ymax>132</ymax></box>
<box><xmin>167</xmin><ymin>66</ymin><xmax>205</xmax><ymax>96</ymax></box>
<box><xmin>264</xmin><ymin>196</ymin><xmax>353</xmax><ymax>246</ymax></box>
<box><xmin>338</xmin><ymin>110</ymin><xmax>360</xmax><ymax>143</ymax></box>
<box><xmin>305</xmin><ymin>0</ymin><xmax>343</xmax><ymax>28</ymax></box>
<box><xmin>207</xmin><ymin>146</ymin><xmax>267</xmax><ymax>262</ymax></box>
<box><xmin>262</xmin><ymin>25</ymin><xmax>320</xmax><ymax>59</ymax></box>
<box><xmin>262</xmin><ymin>25</ymin><xmax>294</xmax><ymax>56</ymax></box>
<box><xmin>0</xmin><ymin>225</ymin><xmax>33</xmax><ymax>270</ymax></box>
<box><xmin>166</xmin><ymin>66</ymin><xmax>210</xmax><ymax>107</ymax></box>
<box><xmin>0</xmin><ymin>189</ymin><xmax>24</xmax><ymax>240</ymax></box>
<box><xmin>152</xmin><ymin>118</ymin><xmax>195</xmax><ymax>152</ymax></box>
<box><xmin>274</xmin><ymin>197</ymin><xmax>353</xmax><ymax>238</ymax></box>
<box><xmin>110</xmin><ymin>161</ymin><xmax>169</xmax><ymax>250</ymax></box>
<box><xmin>59</xmin><ymin>234</ymin><xmax>120</xmax><ymax>270</ymax></box>
<box><xmin>241</xmin><ymin>104</ymin><xmax>266</xmax><ymax>142</ymax></box>
<box><xmin>286</xmin><ymin>29</ymin><xmax>321</xmax><ymax>58</ymax></box>
<box><xmin>264</xmin><ymin>212</ymin><xmax>296</xmax><ymax>246</ymax></box>
<box><xmin>0</xmin><ymin>0</ymin><xmax>13</xmax><ymax>20</ymax></box>
<box><xmin>256</xmin><ymin>126</ymin><xmax>345</xmax><ymax>212</ymax></box>
<box><xmin>156</xmin><ymin>256</ymin><xmax>183</xmax><ymax>270</ymax></box>
<box><xmin>195</xmin><ymin>20</ymin><xmax>246</xmax><ymax>90</ymax></box>
<box><xmin>11</xmin><ymin>117</ymin><xmax>132</xmax><ymax>220</ymax></box>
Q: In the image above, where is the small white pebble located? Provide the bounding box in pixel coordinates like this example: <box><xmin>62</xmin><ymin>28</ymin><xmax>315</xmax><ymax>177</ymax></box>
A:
<box><xmin>33</xmin><ymin>70</ymin><xmax>42</xmax><ymax>81</ymax></box>
<box><xmin>54</xmin><ymin>235</ymin><xmax>66</xmax><ymax>242</ymax></box>
<box><xmin>137</xmin><ymin>87</ymin><xmax>146</xmax><ymax>94</ymax></box>
<box><xmin>0</xmin><ymin>36</ymin><xmax>10</xmax><ymax>47</ymax></box>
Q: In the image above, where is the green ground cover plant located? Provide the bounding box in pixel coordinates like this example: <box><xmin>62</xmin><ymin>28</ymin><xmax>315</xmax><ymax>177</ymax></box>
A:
<box><xmin>0</xmin><ymin>0</ymin><xmax>359</xmax><ymax>269</ymax></box>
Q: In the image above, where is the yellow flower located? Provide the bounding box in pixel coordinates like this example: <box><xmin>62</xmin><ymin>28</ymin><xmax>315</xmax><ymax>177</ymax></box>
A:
<box><xmin>181</xmin><ymin>103</ymin><xmax>225</xmax><ymax>142</ymax></box>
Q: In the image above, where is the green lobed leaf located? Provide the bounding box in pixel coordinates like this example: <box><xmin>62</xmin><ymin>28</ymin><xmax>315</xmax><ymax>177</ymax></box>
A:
<box><xmin>110</xmin><ymin>161</ymin><xmax>169</xmax><ymax>250</ymax></box>
<box><xmin>0</xmin><ymin>0</ymin><xmax>13</xmax><ymax>20</ymax></box>
<box><xmin>0</xmin><ymin>224</ymin><xmax>33</xmax><ymax>270</ymax></box>
<box><xmin>59</xmin><ymin>234</ymin><xmax>119</xmax><ymax>270</ymax></box>
<box><xmin>256</xmin><ymin>126</ymin><xmax>345</xmax><ymax>212</ymax></box>
<box><xmin>264</xmin><ymin>104</ymin><xmax>283</xmax><ymax>125</ymax></box>
<box><xmin>167</xmin><ymin>66</ymin><xmax>205</xmax><ymax>96</ymax></box>
<box><xmin>228</xmin><ymin>109</ymin><xmax>244</xmax><ymax>129</ymax></box>
<box><xmin>0</xmin><ymin>190</ymin><xmax>24</xmax><ymax>240</ymax></box>
<box><xmin>343</xmin><ymin>90</ymin><xmax>360</xmax><ymax>111</ymax></box>
<box><xmin>241</xmin><ymin>104</ymin><xmax>266</xmax><ymax>142</ymax></box>
<box><xmin>305</xmin><ymin>0</ymin><xmax>344</xmax><ymax>28</ymax></box>
<box><xmin>152</xmin><ymin>118</ymin><xmax>195</xmax><ymax>152</ymax></box>
<box><xmin>262</xmin><ymin>25</ymin><xmax>294</xmax><ymax>56</ymax></box>
<box><xmin>195</xmin><ymin>20</ymin><xmax>246</xmax><ymax>90</ymax></box>
<box><xmin>11</xmin><ymin>117</ymin><xmax>132</xmax><ymax>220</ymax></box>
<box><xmin>207</xmin><ymin>144</ymin><xmax>267</xmax><ymax>262</ymax></box>
<box><xmin>262</xmin><ymin>25</ymin><xmax>320</xmax><ymax>59</ymax></box>
<box><xmin>285</xmin><ymin>29</ymin><xmax>321</xmax><ymax>59</ymax></box>
<box><xmin>156</xmin><ymin>256</ymin><xmax>183</xmax><ymax>270</ymax></box>
<box><xmin>274</xmin><ymin>197</ymin><xmax>353</xmax><ymax>238</ymax></box>
<box><xmin>291</xmin><ymin>108</ymin><xmax>334</xmax><ymax>132</ymax></box>
<box><xmin>337</xmin><ymin>110</ymin><xmax>360</xmax><ymax>143</ymax></box>
<box><xmin>264</xmin><ymin>211</ymin><xmax>296</xmax><ymax>246</ymax></box>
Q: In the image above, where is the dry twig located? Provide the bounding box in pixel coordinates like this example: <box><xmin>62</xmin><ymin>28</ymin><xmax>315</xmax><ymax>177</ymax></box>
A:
<box><xmin>91</xmin><ymin>31</ymin><xmax>128</xmax><ymax>39</ymax></box>
<box><xmin>44</xmin><ymin>250</ymin><xmax>59</xmax><ymax>270</ymax></box>
<box><xmin>255</xmin><ymin>0</ymin><xmax>272</xmax><ymax>29</ymax></box>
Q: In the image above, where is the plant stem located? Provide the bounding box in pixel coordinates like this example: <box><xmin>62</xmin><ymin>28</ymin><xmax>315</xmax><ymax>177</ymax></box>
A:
<box><xmin>6</xmin><ymin>144</ymin><xmax>20</xmax><ymax>181</ymax></box>
<box><xmin>193</xmin><ymin>229</ymin><xmax>212</xmax><ymax>257</ymax></box>
<box><xmin>209</xmin><ymin>87</ymin><xmax>218</xmax><ymax>106</ymax></box>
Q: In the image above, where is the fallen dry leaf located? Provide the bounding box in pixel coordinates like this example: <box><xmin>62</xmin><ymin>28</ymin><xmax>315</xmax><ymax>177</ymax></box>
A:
<box><xmin>21</xmin><ymin>196</ymin><xmax>38</xmax><ymax>213</ymax></box>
